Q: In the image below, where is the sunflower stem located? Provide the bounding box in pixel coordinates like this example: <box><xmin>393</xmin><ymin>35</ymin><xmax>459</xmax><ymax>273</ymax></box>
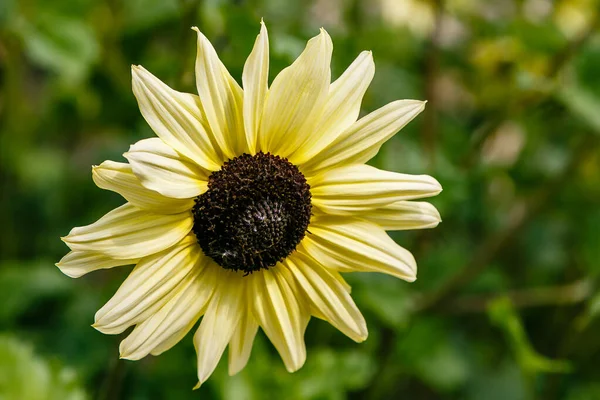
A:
<box><xmin>434</xmin><ymin>279</ymin><xmax>593</xmax><ymax>314</ymax></box>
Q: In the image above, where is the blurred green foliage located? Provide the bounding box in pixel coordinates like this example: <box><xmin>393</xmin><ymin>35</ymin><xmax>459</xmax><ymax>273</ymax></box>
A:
<box><xmin>1</xmin><ymin>0</ymin><xmax>600</xmax><ymax>399</ymax></box>
<box><xmin>0</xmin><ymin>334</ymin><xmax>87</xmax><ymax>400</ymax></box>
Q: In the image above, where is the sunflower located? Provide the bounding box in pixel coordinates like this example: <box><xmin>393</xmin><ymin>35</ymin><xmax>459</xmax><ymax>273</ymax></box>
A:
<box><xmin>58</xmin><ymin>22</ymin><xmax>442</xmax><ymax>388</ymax></box>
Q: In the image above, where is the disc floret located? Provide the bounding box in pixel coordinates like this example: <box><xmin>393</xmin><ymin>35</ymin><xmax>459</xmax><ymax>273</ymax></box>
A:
<box><xmin>192</xmin><ymin>152</ymin><xmax>312</xmax><ymax>273</ymax></box>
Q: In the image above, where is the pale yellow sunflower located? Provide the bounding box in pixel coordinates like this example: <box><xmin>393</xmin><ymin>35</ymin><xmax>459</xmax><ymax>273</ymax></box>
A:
<box><xmin>58</xmin><ymin>22</ymin><xmax>442</xmax><ymax>388</ymax></box>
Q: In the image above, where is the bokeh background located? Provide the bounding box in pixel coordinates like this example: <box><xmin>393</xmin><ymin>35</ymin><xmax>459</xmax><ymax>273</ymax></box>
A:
<box><xmin>1</xmin><ymin>0</ymin><xmax>600</xmax><ymax>399</ymax></box>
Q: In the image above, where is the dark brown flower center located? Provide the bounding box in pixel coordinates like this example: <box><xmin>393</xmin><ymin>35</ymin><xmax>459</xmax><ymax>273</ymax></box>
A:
<box><xmin>192</xmin><ymin>152</ymin><xmax>312</xmax><ymax>273</ymax></box>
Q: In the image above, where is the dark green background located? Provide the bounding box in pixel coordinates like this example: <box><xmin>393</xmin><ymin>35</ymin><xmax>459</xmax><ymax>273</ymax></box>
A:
<box><xmin>1</xmin><ymin>0</ymin><xmax>600</xmax><ymax>399</ymax></box>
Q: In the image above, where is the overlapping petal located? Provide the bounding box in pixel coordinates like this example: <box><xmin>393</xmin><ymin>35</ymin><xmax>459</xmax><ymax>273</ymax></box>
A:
<box><xmin>258</xmin><ymin>29</ymin><xmax>332</xmax><ymax>157</ymax></box>
<box><xmin>131</xmin><ymin>65</ymin><xmax>223</xmax><ymax>171</ymax></box>
<box><xmin>300</xmin><ymin>215</ymin><xmax>417</xmax><ymax>281</ymax></box>
<box><xmin>125</xmin><ymin>138</ymin><xmax>208</xmax><ymax>199</ymax></box>
<box><xmin>92</xmin><ymin>160</ymin><xmax>193</xmax><ymax>213</ymax></box>
<box><xmin>285</xmin><ymin>253</ymin><xmax>367</xmax><ymax>342</ymax></box>
<box><xmin>309</xmin><ymin>164</ymin><xmax>442</xmax><ymax>215</ymax></box>
<box><xmin>361</xmin><ymin>201</ymin><xmax>441</xmax><ymax>231</ymax></box>
<box><xmin>62</xmin><ymin>203</ymin><xmax>192</xmax><ymax>259</ymax></box>
<box><xmin>228</xmin><ymin>309</ymin><xmax>259</xmax><ymax>376</ymax></box>
<box><xmin>242</xmin><ymin>21</ymin><xmax>269</xmax><ymax>155</ymax></box>
<box><xmin>194</xmin><ymin>269</ymin><xmax>245</xmax><ymax>388</ymax></box>
<box><xmin>56</xmin><ymin>251</ymin><xmax>138</xmax><ymax>278</ymax></box>
<box><xmin>291</xmin><ymin>51</ymin><xmax>375</xmax><ymax>165</ymax></box>
<box><xmin>58</xmin><ymin>21</ymin><xmax>443</xmax><ymax>388</ymax></box>
<box><xmin>119</xmin><ymin>253</ymin><xmax>217</xmax><ymax>360</ymax></box>
<box><xmin>94</xmin><ymin>235</ymin><xmax>200</xmax><ymax>335</ymax></box>
<box><xmin>249</xmin><ymin>267</ymin><xmax>308</xmax><ymax>372</ymax></box>
<box><xmin>193</xmin><ymin>27</ymin><xmax>245</xmax><ymax>158</ymax></box>
<box><xmin>301</xmin><ymin>100</ymin><xmax>426</xmax><ymax>174</ymax></box>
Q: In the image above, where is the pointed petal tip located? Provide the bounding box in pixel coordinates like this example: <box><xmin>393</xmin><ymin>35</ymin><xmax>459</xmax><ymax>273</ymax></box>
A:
<box><xmin>402</xmin><ymin>99</ymin><xmax>427</xmax><ymax>109</ymax></box>
<box><xmin>55</xmin><ymin>262</ymin><xmax>75</xmax><ymax>278</ymax></box>
<box><xmin>193</xmin><ymin>381</ymin><xmax>202</xmax><ymax>390</ymax></box>
<box><xmin>411</xmin><ymin>99</ymin><xmax>427</xmax><ymax>110</ymax></box>
<box><xmin>352</xmin><ymin>50</ymin><xmax>374</xmax><ymax>65</ymax></box>
<box><xmin>191</xmin><ymin>26</ymin><xmax>206</xmax><ymax>40</ymax></box>
<box><xmin>118</xmin><ymin>349</ymin><xmax>140</xmax><ymax>361</ymax></box>
<box><xmin>91</xmin><ymin>319</ymin><xmax>113</xmax><ymax>334</ymax></box>
<box><xmin>315</xmin><ymin>27</ymin><xmax>331</xmax><ymax>43</ymax></box>
<box><xmin>131</xmin><ymin>65</ymin><xmax>145</xmax><ymax>75</ymax></box>
<box><xmin>284</xmin><ymin>362</ymin><xmax>305</xmax><ymax>373</ymax></box>
<box><xmin>422</xmin><ymin>175</ymin><xmax>442</xmax><ymax>193</ymax></box>
<box><xmin>282</xmin><ymin>354</ymin><xmax>307</xmax><ymax>373</ymax></box>
<box><xmin>253</xmin><ymin>19</ymin><xmax>268</xmax><ymax>41</ymax></box>
<box><xmin>355</xmin><ymin>333</ymin><xmax>368</xmax><ymax>343</ymax></box>
<box><xmin>228</xmin><ymin>365</ymin><xmax>242</xmax><ymax>377</ymax></box>
<box><xmin>429</xmin><ymin>204</ymin><xmax>442</xmax><ymax>222</ymax></box>
<box><xmin>118</xmin><ymin>340</ymin><xmax>131</xmax><ymax>360</ymax></box>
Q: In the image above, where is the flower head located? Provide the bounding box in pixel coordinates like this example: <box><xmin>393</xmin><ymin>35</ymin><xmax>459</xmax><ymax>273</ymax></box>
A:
<box><xmin>58</xmin><ymin>22</ymin><xmax>442</xmax><ymax>388</ymax></box>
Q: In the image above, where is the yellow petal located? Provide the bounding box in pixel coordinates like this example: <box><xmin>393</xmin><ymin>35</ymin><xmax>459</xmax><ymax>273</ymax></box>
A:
<box><xmin>249</xmin><ymin>267</ymin><xmax>308</xmax><ymax>372</ymax></box>
<box><xmin>62</xmin><ymin>203</ymin><xmax>192</xmax><ymax>259</ymax></box>
<box><xmin>194</xmin><ymin>269</ymin><xmax>245</xmax><ymax>388</ymax></box>
<box><xmin>94</xmin><ymin>235</ymin><xmax>200</xmax><ymax>335</ymax></box>
<box><xmin>301</xmin><ymin>216</ymin><xmax>417</xmax><ymax>281</ymax></box>
<box><xmin>302</xmin><ymin>100</ymin><xmax>426</xmax><ymax>175</ymax></box>
<box><xmin>228</xmin><ymin>308</ymin><xmax>259</xmax><ymax>376</ymax></box>
<box><xmin>56</xmin><ymin>251</ymin><xmax>138</xmax><ymax>278</ymax></box>
<box><xmin>362</xmin><ymin>201</ymin><xmax>441</xmax><ymax>231</ymax></box>
<box><xmin>258</xmin><ymin>29</ymin><xmax>332</xmax><ymax>158</ymax></box>
<box><xmin>309</xmin><ymin>164</ymin><xmax>442</xmax><ymax>215</ymax></box>
<box><xmin>124</xmin><ymin>138</ymin><xmax>208</xmax><ymax>199</ymax></box>
<box><xmin>242</xmin><ymin>21</ymin><xmax>269</xmax><ymax>155</ymax></box>
<box><xmin>285</xmin><ymin>253</ymin><xmax>367</xmax><ymax>342</ymax></box>
<box><xmin>131</xmin><ymin>65</ymin><xmax>223</xmax><ymax>171</ymax></box>
<box><xmin>193</xmin><ymin>27</ymin><xmax>245</xmax><ymax>158</ymax></box>
<box><xmin>92</xmin><ymin>160</ymin><xmax>193</xmax><ymax>214</ymax></box>
<box><xmin>291</xmin><ymin>51</ymin><xmax>375</xmax><ymax>165</ymax></box>
<box><xmin>119</xmin><ymin>253</ymin><xmax>217</xmax><ymax>360</ymax></box>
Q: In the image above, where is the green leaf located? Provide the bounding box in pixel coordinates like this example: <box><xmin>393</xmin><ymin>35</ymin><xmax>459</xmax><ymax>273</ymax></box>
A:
<box><xmin>14</xmin><ymin>12</ymin><xmax>99</xmax><ymax>84</ymax></box>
